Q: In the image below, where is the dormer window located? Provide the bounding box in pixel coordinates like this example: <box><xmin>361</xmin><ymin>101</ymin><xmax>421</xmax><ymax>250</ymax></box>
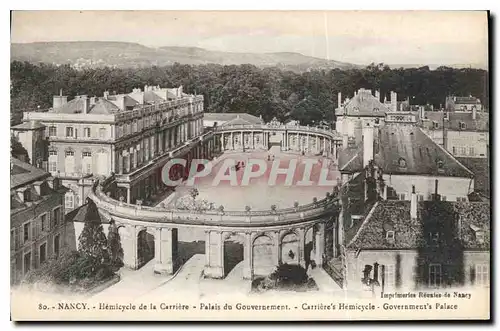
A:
<box><xmin>373</xmin><ymin>108</ymin><xmax>379</xmax><ymax>112</ymax></box>
<box><xmin>398</xmin><ymin>157</ymin><xmax>407</xmax><ymax>168</ymax></box>
<box><xmin>433</xmin><ymin>121</ymin><xmax>439</xmax><ymax>129</ymax></box>
<box><xmin>460</xmin><ymin>122</ymin><xmax>467</xmax><ymax>130</ymax></box>
<box><xmin>436</xmin><ymin>160</ymin><xmax>445</xmax><ymax>173</ymax></box>
<box><xmin>24</xmin><ymin>189</ymin><xmax>31</xmax><ymax>202</ymax></box>
<box><xmin>353</xmin><ymin>107</ymin><xmax>359</xmax><ymax>112</ymax></box>
<box><xmin>386</xmin><ymin>231</ymin><xmax>395</xmax><ymax>242</ymax></box>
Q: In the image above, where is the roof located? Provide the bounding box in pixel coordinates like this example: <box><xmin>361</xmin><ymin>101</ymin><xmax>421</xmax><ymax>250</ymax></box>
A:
<box><xmin>456</xmin><ymin>157</ymin><xmax>490</xmax><ymax>197</ymax></box>
<box><xmin>10</xmin><ymin>157</ymin><xmax>49</xmax><ymax>189</ymax></box>
<box><xmin>451</xmin><ymin>96</ymin><xmax>481</xmax><ymax>105</ymax></box>
<box><xmin>50</xmin><ymin>96</ymin><xmax>124</xmax><ymax>114</ymax></box>
<box><xmin>347</xmin><ymin>200</ymin><xmax>490</xmax><ymax>250</ymax></box>
<box><xmin>422</xmin><ymin>111</ymin><xmax>489</xmax><ymax>132</ymax></box>
<box><xmin>143</xmin><ymin>90</ymin><xmax>167</xmax><ymax>104</ymax></box>
<box><xmin>88</xmin><ymin>98</ymin><xmax>121</xmax><ymax>114</ymax></box>
<box><xmin>338</xmin><ymin>125</ymin><xmax>474</xmax><ymax>178</ymax></box>
<box><xmin>67</xmin><ymin>199</ymin><xmax>106</xmax><ymax>224</ymax></box>
<box><xmin>203</xmin><ymin>113</ymin><xmax>264</xmax><ymax>125</ymax></box>
<box><xmin>11</xmin><ymin>120</ymin><xmax>45</xmax><ymax>131</ymax></box>
<box><xmin>335</xmin><ymin>88</ymin><xmax>388</xmax><ymax>117</ymax></box>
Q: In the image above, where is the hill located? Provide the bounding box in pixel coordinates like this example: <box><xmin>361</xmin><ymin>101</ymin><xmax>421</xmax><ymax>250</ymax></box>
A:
<box><xmin>11</xmin><ymin>41</ymin><xmax>360</xmax><ymax>71</ymax></box>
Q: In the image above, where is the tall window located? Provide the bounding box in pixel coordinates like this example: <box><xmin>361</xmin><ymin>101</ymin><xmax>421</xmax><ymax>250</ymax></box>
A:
<box><xmin>475</xmin><ymin>264</ymin><xmax>489</xmax><ymax>287</ymax></box>
<box><xmin>83</xmin><ymin>127</ymin><xmax>91</xmax><ymax>138</ymax></box>
<box><xmin>82</xmin><ymin>151</ymin><xmax>92</xmax><ymax>174</ymax></box>
<box><xmin>452</xmin><ymin>146</ymin><xmax>457</xmax><ymax>155</ymax></box>
<box><xmin>53</xmin><ymin>207</ymin><xmax>61</xmax><ymax>227</ymax></box>
<box><xmin>23</xmin><ymin>251</ymin><xmax>31</xmax><ymax>275</ymax></box>
<box><xmin>469</xmin><ymin>147</ymin><xmax>475</xmax><ymax>156</ymax></box>
<box><xmin>41</xmin><ymin>214</ymin><xmax>47</xmax><ymax>232</ymax></box>
<box><xmin>99</xmin><ymin>128</ymin><xmax>106</xmax><ymax>139</ymax></box>
<box><xmin>65</xmin><ymin>127</ymin><xmax>74</xmax><ymax>137</ymax></box>
<box><xmin>10</xmin><ymin>229</ymin><xmax>15</xmax><ymax>250</ymax></box>
<box><xmin>54</xmin><ymin>234</ymin><xmax>60</xmax><ymax>256</ymax></box>
<box><xmin>65</xmin><ymin>150</ymin><xmax>75</xmax><ymax>173</ymax></box>
<box><xmin>65</xmin><ymin>193</ymin><xmax>74</xmax><ymax>210</ymax></box>
<box><xmin>429</xmin><ymin>264</ymin><xmax>442</xmax><ymax>288</ymax></box>
<box><xmin>48</xmin><ymin>126</ymin><xmax>57</xmax><ymax>137</ymax></box>
<box><xmin>385</xmin><ymin>264</ymin><xmax>396</xmax><ymax>289</ymax></box>
<box><xmin>23</xmin><ymin>223</ymin><xmax>30</xmax><ymax>243</ymax></box>
<box><xmin>398</xmin><ymin>193</ymin><xmax>406</xmax><ymax>201</ymax></box>
<box><xmin>39</xmin><ymin>242</ymin><xmax>47</xmax><ymax>265</ymax></box>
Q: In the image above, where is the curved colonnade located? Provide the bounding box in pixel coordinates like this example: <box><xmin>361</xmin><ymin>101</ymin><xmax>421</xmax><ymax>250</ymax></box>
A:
<box><xmin>90</xmin><ymin>123</ymin><xmax>343</xmax><ymax>280</ymax></box>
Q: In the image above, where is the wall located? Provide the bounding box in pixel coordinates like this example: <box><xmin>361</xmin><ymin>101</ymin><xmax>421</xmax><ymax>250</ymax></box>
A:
<box><xmin>384</xmin><ymin>174</ymin><xmax>473</xmax><ymax>202</ymax></box>
<box><xmin>446</xmin><ymin>131</ymin><xmax>489</xmax><ymax>158</ymax></box>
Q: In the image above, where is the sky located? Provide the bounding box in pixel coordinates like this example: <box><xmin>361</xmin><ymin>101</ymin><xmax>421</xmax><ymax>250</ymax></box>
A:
<box><xmin>10</xmin><ymin>10</ymin><xmax>489</xmax><ymax>66</ymax></box>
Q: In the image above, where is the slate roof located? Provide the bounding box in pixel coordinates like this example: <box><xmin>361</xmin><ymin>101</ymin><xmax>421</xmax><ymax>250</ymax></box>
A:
<box><xmin>422</xmin><ymin>111</ymin><xmax>489</xmax><ymax>132</ymax></box>
<box><xmin>456</xmin><ymin>157</ymin><xmax>490</xmax><ymax>197</ymax></box>
<box><xmin>67</xmin><ymin>199</ymin><xmax>106</xmax><ymax>224</ymax></box>
<box><xmin>11</xmin><ymin>120</ymin><xmax>45</xmax><ymax>131</ymax></box>
<box><xmin>49</xmin><ymin>97</ymin><xmax>125</xmax><ymax>114</ymax></box>
<box><xmin>335</xmin><ymin>88</ymin><xmax>388</xmax><ymax>117</ymax></box>
<box><xmin>88</xmin><ymin>98</ymin><xmax>121</xmax><ymax>114</ymax></box>
<box><xmin>454</xmin><ymin>96</ymin><xmax>481</xmax><ymax>105</ymax></box>
<box><xmin>10</xmin><ymin>157</ymin><xmax>49</xmax><ymax>189</ymax></box>
<box><xmin>338</xmin><ymin>124</ymin><xmax>474</xmax><ymax>178</ymax></box>
<box><xmin>204</xmin><ymin>113</ymin><xmax>264</xmax><ymax>125</ymax></box>
<box><xmin>347</xmin><ymin>200</ymin><xmax>490</xmax><ymax>250</ymax></box>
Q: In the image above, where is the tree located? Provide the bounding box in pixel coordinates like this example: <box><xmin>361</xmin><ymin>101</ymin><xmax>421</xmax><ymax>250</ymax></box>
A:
<box><xmin>78</xmin><ymin>219</ymin><xmax>110</xmax><ymax>265</ymax></box>
<box><xmin>107</xmin><ymin>222</ymin><xmax>123</xmax><ymax>270</ymax></box>
<box><xmin>11</xmin><ymin>135</ymin><xmax>30</xmax><ymax>163</ymax></box>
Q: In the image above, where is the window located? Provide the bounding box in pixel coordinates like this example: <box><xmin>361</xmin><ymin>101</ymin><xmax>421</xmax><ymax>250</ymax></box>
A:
<box><xmin>54</xmin><ymin>234</ymin><xmax>60</xmax><ymax>256</ymax></box>
<box><xmin>469</xmin><ymin>147</ymin><xmax>475</xmax><ymax>156</ymax></box>
<box><xmin>65</xmin><ymin>150</ymin><xmax>75</xmax><ymax>173</ymax></box>
<box><xmin>10</xmin><ymin>229</ymin><xmax>15</xmax><ymax>250</ymax></box>
<box><xmin>433</xmin><ymin>121</ymin><xmax>439</xmax><ymax>129</ymax></box>
<box><xmin>373</xmin><ymin>108</ymin><xmax>379</xmax><ymax>112</ymax></box>
<box><xmin>384</xmin><ymin>264</ymin><xmax>396</xmax><ymax>288</ymax></box>
<box><xmin>398</xmin><ymin>193</ymin><xmax>406</xmax><ymax>201</ymax></box>
<box><xmin>23</xmin><ymin>251</ymin><xmax>31</xmax><ymax>275</ymax></box>
<box><xmin>65</xmin><ymin>193</ymin><xmax>74</xmax><ymax>209</ymax></box>
<box><xmin>23</xmin><ymin>190</ymin><xmax>31</xmax><ymax>202</ymax></box>
<box><xmin>53</xmin><ymin>207</ymin><xmax>61</xmax><ymax>227</ymax></box>
<box><xmin>66</xmin><ymin>127</ymin><xmax>74</xmax><ymax>137</ymax></box>
<box><xmin>429</xmin><ymin>264</ymin><xmax>442</xmax><ymax>288</ymax></box>
<box><xmin>418</xmin><ymin>194</ymin><xmax>425</xmax><ymax>201</ymax></box>
<box><xmin>442</xmin><ymin>196</ymin><xmax>447</xmax><ymax>201</ymax></box>
<box><xmin>83</xmin><ymin>127</ymin><xmax>91</xmax><ymax>138</ymax></box>
<box><xmin>48</xmin><ymin>160</ymin><xmax>57</xmax><ymax>172</ymax></box>
<box><xmin>41</xmin><ymin>214</ymin><xmax>47</xmax><ymax>232</ymax></box>
<box><xmin>475</xmin><ymin>264</ymin><xmax>489</xmax><ymax>286</ymax></box>
<box><xmin>456</xmin><ymin>197</ymin><xmax>467</xmax><ymax>202</ymax></box>
<box><xmin>460</xmin><ymin>147</ymin><xmax>466</xmax><ymax>155</ymax></box>
<box><xmin>49</xmin><ymin>150</ymin><xmax>57</xmax><ymax>156</ymax></box>
<box><xmin>48</xmin><ymin>126</ymin><xmax>57</xmax><ymax>137</ymax></box>
<box><xmin>39</xmin><ymin>242</ymin><xmax>47</xmax><ymax>265</ymax></box>
<box><xmin>23</xmin><ymin>223</ymin><xmax>30</xmax><ymax>243</ymax></box>
<box><xmin>82</xmin><ymin>151</ymin><xmax>92</xmax><ymax>174</ymax></box>
<box><xmin>99</xmin><ymin>128</ymin><xmax>106</xmax><ymax>139</ymax></box>
<box><xmin>452</xmin><ymin>146</ymin><xmax>457</xmax><ymax>155</ymax></box>
<box><xmin>460</xmin><ymin>122</ymin><xmax>467</xmax><ymax>130</ymax></box>
<box><xmin>398</xmin><ymin>158</ymin><xmax>407</xmax><ymax>168</ymax></box>
<box><xmin>429</xmin><ymin>232</ymin><xmax>440</xmax><ymax>245</ymax></box>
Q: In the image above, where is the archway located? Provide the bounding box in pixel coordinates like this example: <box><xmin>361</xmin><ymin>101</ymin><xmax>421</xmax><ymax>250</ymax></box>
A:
<box><xmin>223</xmin><ymin>233</ymin><xmax>244</xmax><ymax>277</ymax></box>
<box><xmin>304</xmin><ymin>227</ymin><xmax>315</xmax><ymax>271</ymax></box>
<box><xmin>281</xmin><ymin>232</ymin><xmax>300</xmax><ymax>265</ymax></box>
<box><xmin>137</xmin><ymin>229</ymin><xmax>155</xmax><ymax>269</ymax></box>
<box><xmin>252</xmin><ymin>234</ymin><xmax>275</xmax><ymax>277</ymax></box>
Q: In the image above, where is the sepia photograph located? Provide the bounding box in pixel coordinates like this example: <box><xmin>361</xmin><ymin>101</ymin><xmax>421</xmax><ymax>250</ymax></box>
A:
<box><xmin>8</xmin><ymin>9</ymin><xmax>490</xmax><ymax>321</ymax></box>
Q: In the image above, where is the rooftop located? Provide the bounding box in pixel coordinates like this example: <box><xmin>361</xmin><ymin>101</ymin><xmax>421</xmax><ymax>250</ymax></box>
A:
<box><xmin>11</xmin><ymin>120</ymin><xmax>45</xmax><ymax>131</ymax></box>
<box><xmin>347</xmin><ymin>200</ymin><xmax>490</xmax><ymax>250</ymax></box>
<box><xmin>203</xmin><ymin>112</ymin><xmax>264</xmax><ymax>126</ymax></box>
<box><xmin>10</xmin><ymin>157</ymin><xmax>49</xmax><ymax>189</ymax></box>
<box><xmin>335</xmin><ymin>88</ymin><xmax>388</xmax><ymax>117</ymax></box>
<box><xmin>338</xmin><ymin>124</ymin><xmax>474</xmax><ymax>178</ymax></box>
<box><xmin>422</xmin><ymin>111</ymin><xmax>489</xmax><ymax>132</ymax></box>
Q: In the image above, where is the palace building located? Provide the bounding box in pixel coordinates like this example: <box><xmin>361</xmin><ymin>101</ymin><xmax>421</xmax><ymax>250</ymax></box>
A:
<box><xmin>16</xmin><ymin>85</ymin><xmax>205</xmax><ymax>212</ymax></box>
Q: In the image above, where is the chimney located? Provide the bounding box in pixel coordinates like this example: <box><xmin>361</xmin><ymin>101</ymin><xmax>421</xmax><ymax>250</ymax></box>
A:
<box><xmin>90</xmin><ymin>96</ymin><xmax>97</xmax><ymax>106</ymax></box>
<box><xmin>432</xmin><ymin>179</ymin><xmax>441</xmax><ymax>201</ymax></box>
<box><xmin>419</xmin><ymin>106</ymin><xmax>425</xmax><ymax>120</ymax></box>
<box><xmin>472</xmin><ymin>106</ymin><xmax>477</xmax><ymax>120</ymax></box>
<box><xmin>103</xmin><ymin>91</ymin><xmax>109</xmax><ymax>100</ymax></box>
<box><xmin>410</xmin><ymin>185</ymin><xmax>417</xmax><ymax>219</ymax></box>
<box><xmin>390</xmin><ymin>91</ymin><xmax>397</xmax><ymax>112</ymax></box>
<box><xmin>338</xmin><ymin>92</ymin><xmax>342</xmax><ymax>108</ymax></box>
<box><xmin>362</xmin><ymin>124</ymin><xmax>374</xmax><ymax>167</ymax></box>
<box><xmin>342</xmin><ymin>134</ymin><xmax>349</xmax><ymax>149</ymax></box>
<box><xmin>375</xmin><ymin>90</ymin><xmax>380</xmax><ymax>101</ymax></box>
<box><xmin>52</xmin><ymin>89</ymin><xmax>68</xmax><ymax>109</ymax></box>
<box><xmin>81</xmin><ymin>95</ymin><xmax>89</xmax><ymax>114</ymax></box>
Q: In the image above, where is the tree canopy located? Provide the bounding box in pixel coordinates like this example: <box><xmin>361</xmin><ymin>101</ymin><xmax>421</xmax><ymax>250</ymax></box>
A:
<box><xmin>11</xmin><ymin>61</ymin><xmax>488</xmax><ymax>127</ymax></box>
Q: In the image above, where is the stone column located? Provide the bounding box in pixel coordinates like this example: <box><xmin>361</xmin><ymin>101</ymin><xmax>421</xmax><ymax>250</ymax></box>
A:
<box><xmin>154</xmin><ymin>227</ymin><xmax>178</xmax><ymax>275</ymax></box>
<box><xmin>315</xmin><ymin>223</ymin><xmax>326</xmax><ymax>267</ymax></box>
<box><xmin>332</xmin><ymin>220</ymin><xmax>338</xmax><ymax>258</ymax></box>
<box><xmin>230</xmin><ymin>132</ymin><xmax>234</xmax><ymax>150</ymax></box>
<box><xmin>297</xmin><ymin>228</ymin><xmax>306</xmax><ymax>269</ymax></box>
<box><xmin>220</xmin><ymin>133</ymin><xmax>225</xmax><ymax>151</ymax></box>
<box><xmin>243</xmin><ymin>233</ymin><xmax>253</xmax><ymax>280</ymax></box>
<box><xmin>126</xmin><ymin>187</ymin><xmax>131</xmax><ymax>204</ymax></box>
<box><xmin>297</xmin><ymin>132</ymin><xmax>300</xmax><ymax>151</ymax></box>
<box><xmin>251</xmin><ymin>131</ymin><xmax>255</xmax><ymax>149</ymax></box>
<box><xmin>121</xmin><ymin>225</ymin><xmax>138</xmax><ymax>270</ymax></box>
<box><xmin>118</xmin><ymin>153</ymin><xmax>123</xmax><ymax>175</ymax></box>
<box><xmin>204</xmin><ymin>231</ymin><xmax>224</xmax><ymax>279</ymax></box>
<box><xmin>241</xmin><ymin>131</ymin><xmax>244</xmax><ymax>150</ymax></box>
